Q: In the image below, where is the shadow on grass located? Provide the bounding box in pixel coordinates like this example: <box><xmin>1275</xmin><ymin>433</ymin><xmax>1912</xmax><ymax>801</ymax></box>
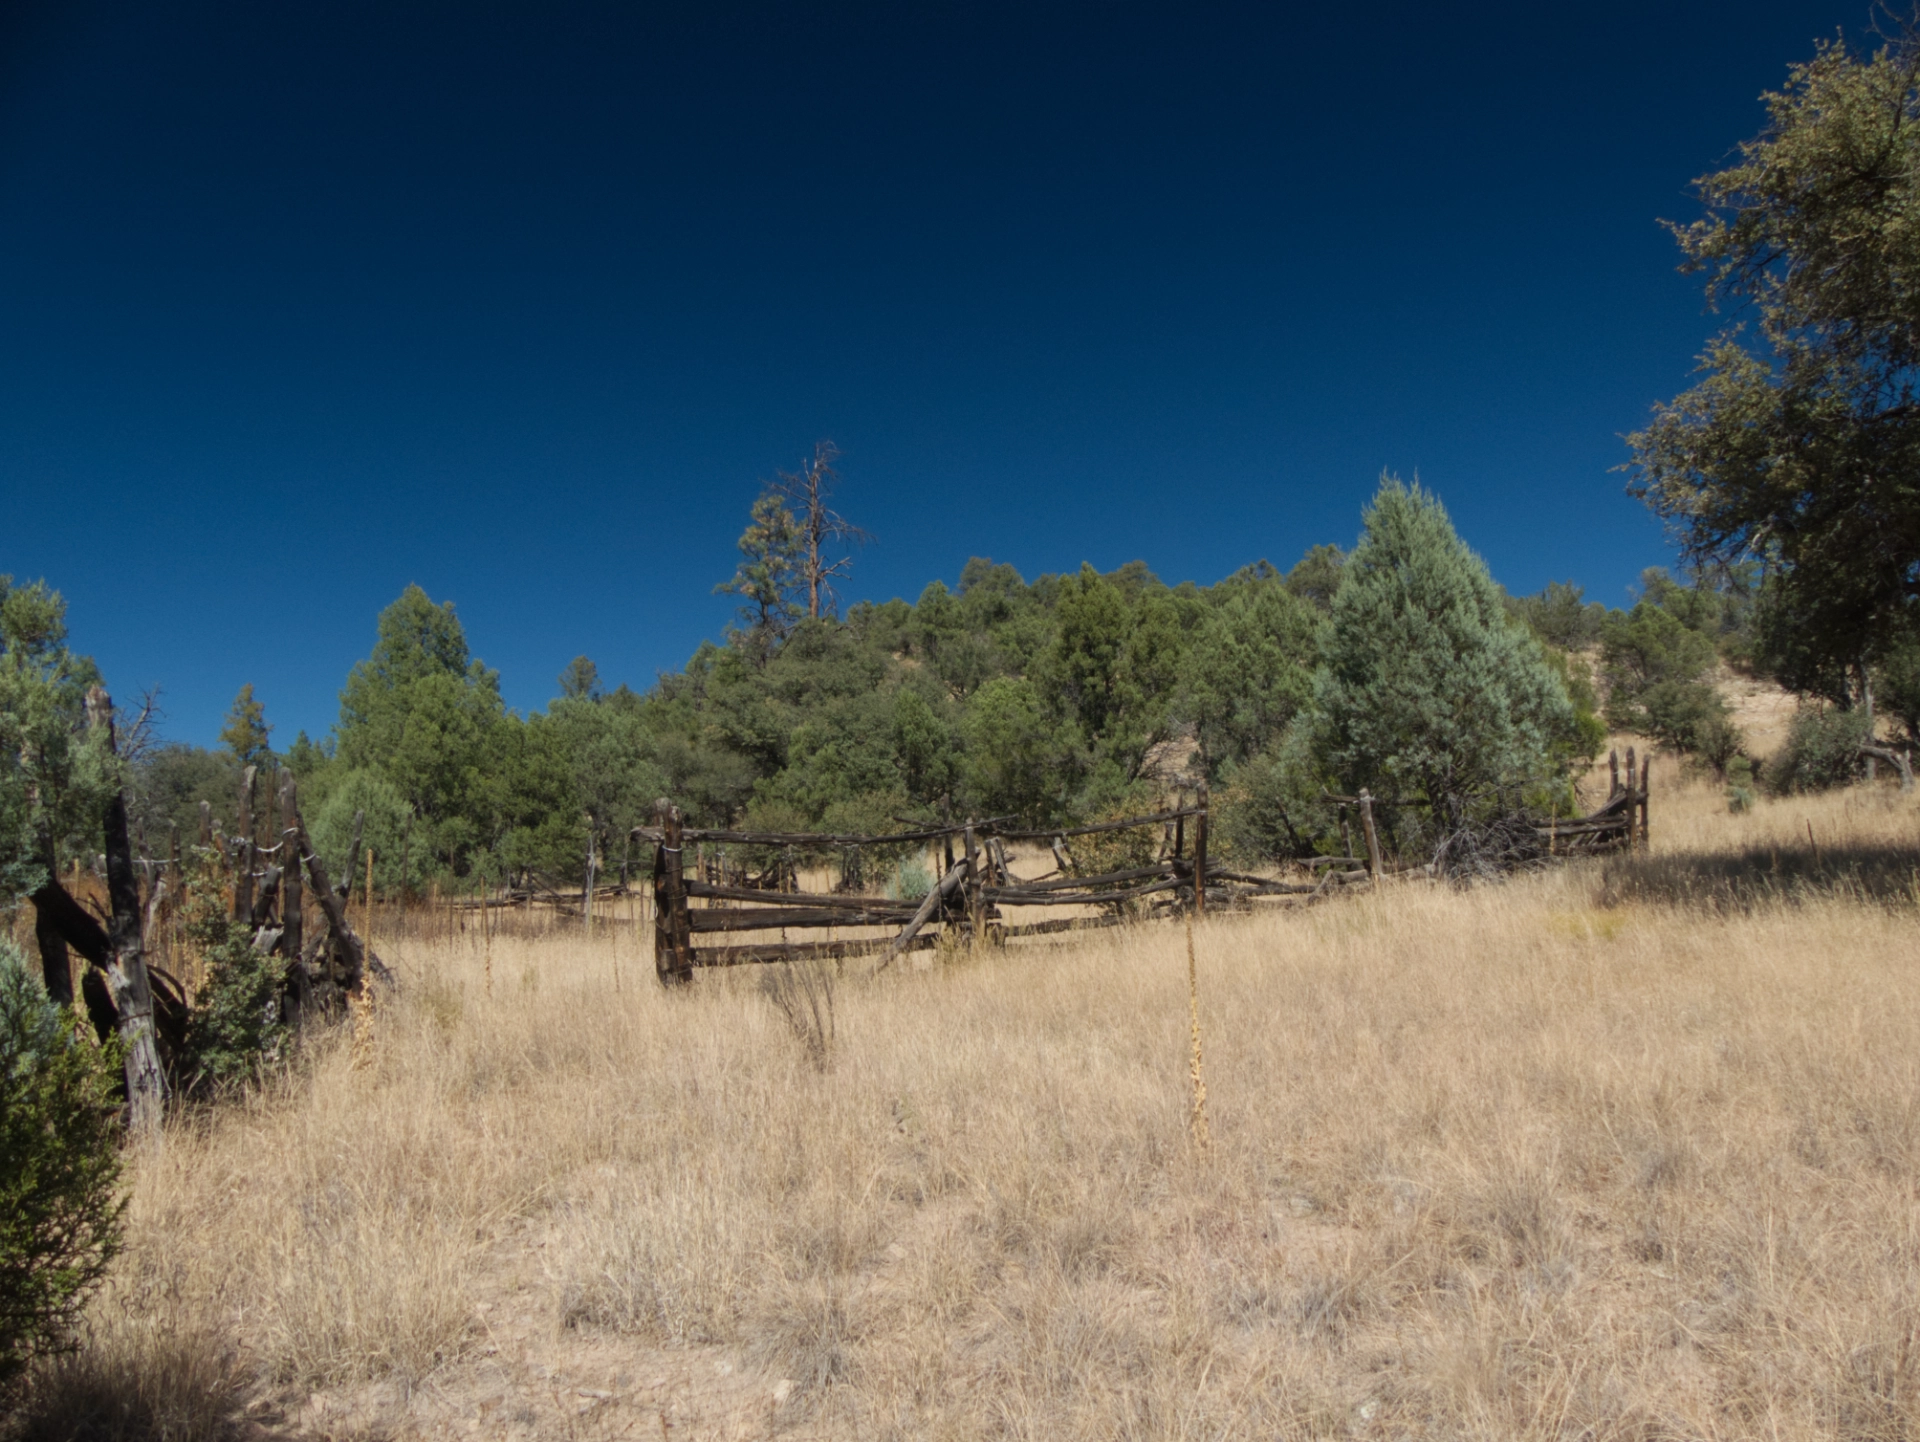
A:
<box><xmin>1598</xmin><ymin>843</ymin><xmax>1920</xmax><ymax>912</ymax></box>
<box><xmin>4</xmin><ymin>1334</ymin><xmax>247</xmax><ymax>1442</ymax></box>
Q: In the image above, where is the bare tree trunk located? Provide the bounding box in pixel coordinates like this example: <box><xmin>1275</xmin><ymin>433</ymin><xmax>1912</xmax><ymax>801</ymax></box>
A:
<box><xmin>86</xmin><ymin>687</ymin><xmax>167</xmax><ymax>1133</ymax></box>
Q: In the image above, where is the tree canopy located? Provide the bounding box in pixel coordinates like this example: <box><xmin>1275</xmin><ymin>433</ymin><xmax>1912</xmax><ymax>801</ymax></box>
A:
<box><xmin>1628</xmin><ymin>27</ymin><xmax>1920</xmax><ymax>689</ymax></box>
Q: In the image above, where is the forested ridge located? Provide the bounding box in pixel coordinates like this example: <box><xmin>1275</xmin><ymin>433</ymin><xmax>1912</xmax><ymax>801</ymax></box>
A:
<box><xmin>94</xmin><ymin>476</ymin><xmax>1907</xmax><ymax>897</ymax></box>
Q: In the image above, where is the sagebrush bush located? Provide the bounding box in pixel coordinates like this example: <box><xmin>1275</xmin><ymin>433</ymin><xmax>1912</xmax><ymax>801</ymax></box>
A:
<box><xmin>0</xmin><ymin>939</ymin><xmax>124</xmax><ymax>1392</ymax></box>
<box><xmin>1767</xmin><ymin>706</ymin><xmax>1870</xmax><ymax>795</ymax></box>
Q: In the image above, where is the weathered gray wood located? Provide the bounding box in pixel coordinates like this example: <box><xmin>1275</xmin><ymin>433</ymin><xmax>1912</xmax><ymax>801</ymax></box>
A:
<box><xmin>684</xmin><ymin>879</ymin><xmax>911</xmax><ymax>911</ymax></box>
<box><xmin>696</xmin><ymin>932</ymin><xmax>939</xmax><ymax>967</ymax></box>
<box><xmin>295</xmin><ymin>815</ymin><xmax>389</xmax><ymax>989</ymax></box>
<box><xmin>86</xmin><ymin>687</ymin><xmax>167</xmax><ymax>1132</ymax></box>
<box><xmin>688</xmin><ymin>906</ymin><xmax>915</xmax><ymax>933</ymax></box>
<box><xmin>279</xmin><ymin>771</ymin><xmax>308</xmax><ymax>1025</ymax></box>
<box><xmin>233</xmin><ymin>765</ymin><xmax>260</xmax><ymax>922</ymax></box>
<box><xmin>632</xmin><ymin>823</ymin><xmax>972</xmax><ymax>847</ymax></box>
<box><xmin>988</xmin><ymin>863</ymin><xmax>1178</xmax><ymax>895</ymax></box>
<box><xmin>651</xmin><ymin>800</ymin><xmax>692</xmax><ymax>985</ymax></box>
<box><xmin>986</xmin><ymin>876</ymin><xmax>1185</xmax><ymax>906</ymax></box>
<box><xmin>1193</xmin><ymin>783</ymin><xmax>1210</xmax><ymax>915</ymax></box>
<box><xmin>877</xmin><ymin>858</ymin><xmax>969</xmax><ymax>970</ymax></box>
<box><xmin>1861</xmin><ymin>742</ymin><xmax>1915</xmax><ymax>791</ymax></box>
<box><xmin>1357</xmin><ymin>789</ymin><xmax>1382</xmax><ymax>883</ymax></box>
<box><xmin>999</xmin><ymin>915</ymin><xmax>1131</xmax><ymax>939</ymax></box>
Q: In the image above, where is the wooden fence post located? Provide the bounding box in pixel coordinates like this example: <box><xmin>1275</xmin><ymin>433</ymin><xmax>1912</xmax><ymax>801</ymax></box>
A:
<box><xmin>652</xmin><ymin>799</ymin><xmax>692</xmax><ymax>985</ymax></box>
<box><xmin>232</xmin><ymin>764</ymin><xmax>257</xmax><ymax>924</ymax></box>
<box><xmin>1193</xmin><ymin>784</ymin><xmax>1209</xmax><ymax>916</ymax></box>
<box><xmin>963</xmin><ymin>822</ymin><xmax>983</xmax><ymax>944</ymax></box>
<box><xmin>278</xmin><ymin>770</ymin><xmax>308</xmax><ymax>1028</ymax></box>
<box><xmin>1624</xmin><ymin>748</ymin><xmax>1638</xmax><ymax>852</ymax></box>
<box><xmin>1609</xmin><ymin>748</ymin><xmax>1621</xmax><ymax>800</ymax></box>
<box><xmin>86</xmin><ymin>687</ymin><xmax>167</xmax><ymax>1133</ymax></box>
<box><xmin>1357</xmin><ymin>789</ymin><xmax>1383</xmax><ymax>883</ymax></box>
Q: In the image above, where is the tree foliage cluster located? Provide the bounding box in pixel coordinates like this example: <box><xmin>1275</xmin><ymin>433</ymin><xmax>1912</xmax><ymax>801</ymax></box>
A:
<box><xmin>1627</xmin><ymin>20</ymin><xmax>1920</xmax><ymax>765</ymax></box>
<box><xmin>127</xmin><ymin>478</ymin><xmax>1610</xmax><ymax>883</ymax></box>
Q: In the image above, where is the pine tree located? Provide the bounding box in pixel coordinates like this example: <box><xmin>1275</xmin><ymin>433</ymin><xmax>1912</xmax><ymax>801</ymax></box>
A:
<box><xmin>218</xmin><ymin>683</ymin><xmax>272</xmax><ymax>766</ymax></box>
<box><xmin>1313</xmin><ymin>478</ymin><xmax>1574</xmax><ymax>830</ymax></box>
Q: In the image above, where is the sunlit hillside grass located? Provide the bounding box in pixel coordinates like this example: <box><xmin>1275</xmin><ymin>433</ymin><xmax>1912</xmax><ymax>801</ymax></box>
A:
<box><xmin>12</xmin><ymin>752</ymin><xmax>1920</xmax><ymax>1440</ymax></box>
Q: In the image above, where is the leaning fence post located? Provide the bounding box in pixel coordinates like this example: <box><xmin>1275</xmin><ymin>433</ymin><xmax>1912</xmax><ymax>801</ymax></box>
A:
<box><xmin>1357</xmin><ymin>789</ymin><xmax>1382</xmax><ymax>884</ymax></box>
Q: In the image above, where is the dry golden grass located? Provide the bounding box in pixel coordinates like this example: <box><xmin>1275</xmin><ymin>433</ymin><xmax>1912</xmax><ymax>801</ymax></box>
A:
<box><xmin>12</xmin><ymin>758</ymin><xmax>1920</xmax><ymax>1440</ymax></box>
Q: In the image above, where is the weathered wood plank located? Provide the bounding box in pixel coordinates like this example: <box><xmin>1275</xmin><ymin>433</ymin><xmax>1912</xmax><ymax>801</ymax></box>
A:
<box><xmin>688</xmin><ymin>906</ymin><xmax>914</xmax><ymax>933</ymax></box>
<box><xmin>694</xmin><ymin>933</ymin><xmax>940</xmax><ymax>967</ymax></box>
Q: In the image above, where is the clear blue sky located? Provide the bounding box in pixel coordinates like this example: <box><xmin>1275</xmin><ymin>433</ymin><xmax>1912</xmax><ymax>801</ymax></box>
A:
<box><xmin>0</xmin><ymin>1</ymin><xmax>1869</xmax><ymax>747</ymax></box>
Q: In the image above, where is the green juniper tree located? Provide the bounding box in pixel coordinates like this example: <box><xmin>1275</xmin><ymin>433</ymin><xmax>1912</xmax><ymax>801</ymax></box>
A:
<box><xmin>1313</xmin><ymin>478</ymin><xmax>1576</xmax><ymax>834</ymax></box>
<box><xmin>1629</xmin><ymin>26</ymin><xmax>1920</xmax><ymax>696</ymax></box>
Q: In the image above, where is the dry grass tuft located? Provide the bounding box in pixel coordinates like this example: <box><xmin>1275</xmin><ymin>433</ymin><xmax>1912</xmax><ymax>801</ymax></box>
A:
<box><xmin>10</xmin><ymin>756</ymin><xmax>1920</xmax><ymax>1439</ymax></box>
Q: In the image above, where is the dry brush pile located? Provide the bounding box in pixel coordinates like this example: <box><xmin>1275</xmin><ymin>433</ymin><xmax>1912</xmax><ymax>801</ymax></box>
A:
<box><xmin>11</xmin><ymin>759</ymin><xmax>1920</xmax><ymax>1441</ymax></box>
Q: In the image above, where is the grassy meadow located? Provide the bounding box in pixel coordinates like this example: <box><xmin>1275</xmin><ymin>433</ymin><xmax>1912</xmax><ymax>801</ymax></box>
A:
<box><xmin>13</xmin><ymin>751</ymin><xmax>1920</xmax><ymax>1441</ymax></box>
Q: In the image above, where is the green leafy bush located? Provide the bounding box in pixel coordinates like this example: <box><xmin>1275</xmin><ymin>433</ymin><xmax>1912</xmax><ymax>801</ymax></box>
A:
<box><xmin>0</xmin><ymin>939</ymin><xmax>124</xmax><ymax>1391</ymax></box>
<box><xmin>176</xmin><ymin>865</ymin><xmax>288</xmax><ymax>1092</ymax></box>
<box><xmin>1767</xmin><ymin>707</ymin><xmax>1870</xmax><ymax>795</ymax></box>
<box><xmin>1725</xmin><ymin>755</ymin><xmax>1757</xmax><ymax>813</ymax></box>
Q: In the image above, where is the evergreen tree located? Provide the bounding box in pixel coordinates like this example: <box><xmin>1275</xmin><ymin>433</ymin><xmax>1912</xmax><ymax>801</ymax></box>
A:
<box><xmin>716</xmin><ymin>493</ymin><xmax>804</xmax><ymax>658</ymax></box>
<box><xmin>335</xmin><ymin>586</ymin><xmax>506</xmax><ymax>875</ymax></box>
<box><xmin>218</xmin><ymin>683</ymin><xmax>272</xmax><ymax>766</ymax></box>
<box><xmin>1180</xmin><ymin>576</ymin><xmax>1317</xmax><ymax>776</ymax></box>
<box><xmin>1313</xmin><ymin>479</ymin><xmax>1575</xmax><ymax>830</ymax></box>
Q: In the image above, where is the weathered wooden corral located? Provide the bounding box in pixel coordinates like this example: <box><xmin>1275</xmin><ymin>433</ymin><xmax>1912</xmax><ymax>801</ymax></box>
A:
<box><xmin>1539</xmin><ymin>746</ymin><xmax>1652</xmax><ymax>855</ymax></box>
<box><xmin>636</xmin><ymin>789</ymin><xmax>1387</xmax><ymax>986</ymax></box>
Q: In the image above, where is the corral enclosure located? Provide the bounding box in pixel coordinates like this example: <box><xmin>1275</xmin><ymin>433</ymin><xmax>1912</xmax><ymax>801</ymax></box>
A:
<box><xmin>13</xmin><ymin>753</ymin><xmax>1920</xmax><ymax>1442</ymax></box>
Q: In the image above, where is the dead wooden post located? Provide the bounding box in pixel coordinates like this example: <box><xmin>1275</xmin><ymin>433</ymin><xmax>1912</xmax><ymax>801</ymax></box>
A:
<box><xmin>232</xmin><ymin>765</ymin><xmax>257</xmax><ymax>924</ymax></box>
<box><xmin>85</xmin><ymin>687</ymin><xmax>167</xmax><ymax>1133</ymax></box>
<box><xmin>1357</xmin><ymin>789</ymin><xmax>1383</xmax><ymax>884</ymax></box>
<box><xmin>294</xmin><ymin>816</ymin><xmax>387</xmax><ymax>993</ymax></box>
<box><xmin>278</xmin><ymin>771</ymin><xmax>307</xmax><ymax>1028</ymax></box>
<box><xmin>1338</xmin><ymin>807</ymin><xmax>1352</xmax><ymax>860</ymax></box>
<box><xmin>583</xmin><ymin>820</ymin><xmax>597</xmax><ymax>933</ymax></box>
<box><xmin>1192</xmin><ymin>784</ymin><xmax>1210</xmax><ymax>915</ymax></box>
<box><xmin>963</xmin><ymin>822</ymin><xmax>983</xmax><ymax>944</ymax></box>
<box><xmin>1624</xmin><ymin>748</ymin><xmax>1639</xmax><ymax>852</ymax></box>
<box><xmin>1609</xmin><ymin>748</ymin><xmax>1621</xmax><ymax>800</ymax></box>
<box><xmin>480</xmin><ymin>876</ymin><xmax>491</xmax><ymax>996</ymax></box>
<box><xmin>652</xmin><ymin>799</ymin><xmax>692</xmax><ymax>985</ymax></box>
<box><xmin>1639</xmin><ymin>766</ymin><xmax>1651</xmax><ymax>849</ymax></box>
<box><xmin>364</xmin><ymin>847</ymin><xmax>375</xmax><ymax>974</ymax></box>
<box><xmin>876</xmin><ymin>857</ymin><xmax>970</xmax><ymax>971</ymax></box>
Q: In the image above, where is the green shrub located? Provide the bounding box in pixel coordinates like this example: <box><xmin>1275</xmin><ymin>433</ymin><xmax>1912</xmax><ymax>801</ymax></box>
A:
<box><xmin>176</xmin><ymin>865</ymin><xmax>288</xmax><ymax>1092</ymax></box>
<box><xmin>1725</xmin><ymin>755</ymin><xmax>1757</xmax><ymax>813</ymax></box>
<box><xmin>0</xmin><ymin>939</ymin><xmax>124</xmax><ymax>1392</ymax></box>
<box><xmin>1767</xmin><ymin>707</ymin><xmax>1870</xmax><ymax>795</ymax></box>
